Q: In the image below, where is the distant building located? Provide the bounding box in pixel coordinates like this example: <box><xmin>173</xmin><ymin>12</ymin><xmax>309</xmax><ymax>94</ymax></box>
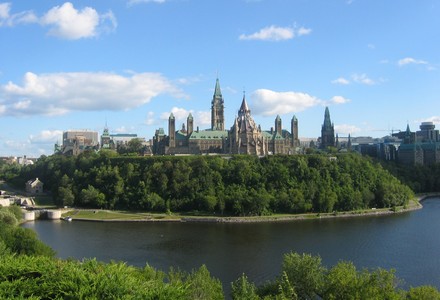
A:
<box><xmin>25</xmin><ymin>178</ymin><xmax>43</xmax><ymax>194</ymax></box>
<box><xmin>320</xmin><ymin>107</ymin><xmax>335</xmax><ymax>149</ymax></box>
<box><xmin>17</xmin><ymin>156</ymin><xmax>34</xmax><ymax>166</ymax></box>
<box><xmin>101</xmin><ymin>128</ymin><xmax>140</xmax><ymax>150</ymax></box>
<box><xmin>60</xmin><ymin>130</ymin><xmax>99</xmax><ymax>155</ymax></box>
<box><xmin>396</xmin><ymin>123</ymin><xmax>440</xmax><ymax>165</ymax></box>
<box><xmin>153</xmin><ymin>78</ymin><xmax>300</xmax><ymax>155</ymax></box>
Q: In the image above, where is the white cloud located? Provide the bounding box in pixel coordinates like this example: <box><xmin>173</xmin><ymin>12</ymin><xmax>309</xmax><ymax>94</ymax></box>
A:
<box><xmin>41</xmin><ymin>2</ymin><xmax>116</xmax><ymax>39</ymax></box>
<box><xmin>0</xmin><ymin>71</ymin><xmax>185</xmax><ymax>116</ymax></box>
<box><xmin>297</xmin><ymin>27</ymin><xmax>312</xmax><ymax>36</ymax></box>
<box><xmin>29</xmin><ymin>130</ymin><xmax>63</xmax><ymax>144</ymax></box>
<box><xmin>421</xmin><ymin>116</ymin><xmax>440</xmax><ymax>125</ymax></box>
<box><xmin>239</xmin><ymin>25</ymin><xmax>311</xmax><ymax>41</ymax></box>
<box><xmin>331</xmin><ymin>77</ymin><xmax>350</xmax><ymax>85</ymax></box>
<box><xmin>128</xmin><ymin>0</ymin><xmax>166</xmax><ymax>6</ymax></box>
<box><xmin>0</xmin><ymin>2</ymin><xmax>115</xmax><ymax>39</ymax></box>
<box><xmin>352</xmin><ymin>73</ymin><xmax>375</xmax><ymax>85</ymax></box>
<box><xmin>145</xmin><ymin>111</ymin><xmax>155</xmax><ymax>126</ymax></box>
<box><xmin>398</xmin><ymin>57</ymin><xmax>428</xmax><ymax>66</ymax></box>
<box><xmin>0</xmin><ymin>2</ymin><xmax>37</xmax><ymax>27</ymax></box>
<box><xmin>329</xmin><ymin>96</ymin><xmax>350</xmax><ymax>105</ymax></box>
<box><xmin>160</xmin><ymin>107</ymin><xmax>211</xmax><ymax>127</ymax></box>
<box><xmin>335</xmin><ymin>124</ymin><xmax>361</xmax><ymax>135</ymax></box>
<box><xmin>196</xmin><ymin>111</ymin><xmax>211</xmax><ymax>126</ymax></box>
<box><xmin>0</xmin><ymin>3</ymin><xmax>9</xmax><ymax>19</ymax></box>
<box><xmin>251</xmin><ymin>89</ymin><xmax>322</xmax><ymax>116</ymax></box>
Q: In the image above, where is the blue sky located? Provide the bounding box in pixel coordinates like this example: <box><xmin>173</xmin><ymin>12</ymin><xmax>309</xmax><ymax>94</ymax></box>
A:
<box><xmin>0</xmin><ymin>0</ymin><xmax>439</xmax><ymax>157</ymax></box>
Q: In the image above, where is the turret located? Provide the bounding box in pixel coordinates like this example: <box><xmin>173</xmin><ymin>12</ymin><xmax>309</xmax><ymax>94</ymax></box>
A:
<box><xmin>187</xmin><ymin>113</ymin><xmax>193</xmax><ymax>136</ymax></box>
<box><xmin>168</xmin><ymin>113</ymin><xmax>175</xmax><ymax>148</ymax></box>
<box><xmin>291</xmin><ymin>115</ymin><xmax>299</xmax><ymax>147</ymax></box>
<box><xmin>275</xmin><ymin>115</ymin><xmax>282</xmax><ymax>135</ymax></box>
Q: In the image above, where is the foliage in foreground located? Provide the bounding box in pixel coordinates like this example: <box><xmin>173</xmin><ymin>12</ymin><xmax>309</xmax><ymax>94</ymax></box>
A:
<box><xmin>1</xmin><ymin>250</ymin><xmax>440</xmax><ymax>299</ymax></box>
<box><xmin>11</xmin><ymin>153</ymin><xmax>414</xmax><ymax>215</ymax></box>
<box><xmin>0</xmin><ymin>205</ymin><xmax>55</xmax><ymax>257</ymax></box>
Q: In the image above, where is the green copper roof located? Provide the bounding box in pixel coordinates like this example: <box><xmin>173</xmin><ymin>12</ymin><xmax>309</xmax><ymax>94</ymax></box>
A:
<box><xmin>262</xmin><ymin>130</ymin><xmax>288</xmax><ymax>140</ymax></box>
<box><xmin>189</xmin><ymin>130</ymin><xmax>228</xmax><ymax>140</ymax></box>
<box><xmin>214</xmin><ymin>78</ymin><xmax>222</xmax><ymax>98</ymax></box>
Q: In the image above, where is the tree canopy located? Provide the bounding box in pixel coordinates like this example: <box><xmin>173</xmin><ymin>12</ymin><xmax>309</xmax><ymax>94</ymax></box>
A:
<box><xmin>9</xmin><ymin>153</ymin><xmax>414</xmax><ymax>215</ymax></box>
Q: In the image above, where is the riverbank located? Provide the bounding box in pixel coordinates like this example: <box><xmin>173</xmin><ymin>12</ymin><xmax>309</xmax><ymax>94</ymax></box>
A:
<box><xmin>60</xmin><ymin>196</ymin><xmax>426</xmax><ymax>223</ymax></box>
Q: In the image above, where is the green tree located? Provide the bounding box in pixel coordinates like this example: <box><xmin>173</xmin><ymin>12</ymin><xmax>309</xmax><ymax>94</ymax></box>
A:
<box><xmin>281</xmin><ymin>252</ymin><xmax>326</xmax><ymax>299</ymax></box>
<box><xmin>231</xmin><ymin>274</ymin><xmax>260</xmax><ymax>300</ymax></box>
<box><xmin>80</xmin><ymin>185</ymin><xmax>106</xmax><ymax>208</ymax></box>
<box><xmin>406</xmin><ymin>286</ymin><xmax>440</xmax><ymax>300</ymax></box>
<box><xmin>58</xmin><ymin>186</ymin><xmax>75</xmax><ymax>207</ymax></box>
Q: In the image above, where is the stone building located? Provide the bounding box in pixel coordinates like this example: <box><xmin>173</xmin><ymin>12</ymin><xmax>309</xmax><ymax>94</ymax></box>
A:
<box><xmin>25</xmin><ymin>178</ymin><xmax>43</xmax><ymax>194</ymax></box>
<box><xmin>59</xmin><ymin>130</ymin><xmax>99</xmax><ymax>155</ymax></box>
<box><xmin>397</xmin><ymin>123</ymin><xmax>440</xmax><ymax>165</ymax></box>
<box><xmin>153</xmin><ymin>79</ymin><xmax>300</xmax><ymax>155</ymax></box>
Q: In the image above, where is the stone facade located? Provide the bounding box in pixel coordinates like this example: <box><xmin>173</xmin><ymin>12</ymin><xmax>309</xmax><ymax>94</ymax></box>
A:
<box><xmin>25</xmin><ymin>178</ymin><xmax>43</xmax><ymax>194</ymax></box>
<box><xmin>153</xmin><ymin>79</ymin><xmax>300</xmax><ymax>155</ymax></box>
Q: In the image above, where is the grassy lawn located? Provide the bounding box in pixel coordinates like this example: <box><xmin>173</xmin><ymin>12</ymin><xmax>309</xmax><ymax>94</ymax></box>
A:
<box><xmin>63</xmin><ymin>210</ymin><xmax>181</xmax><ymax>221</ymax></box>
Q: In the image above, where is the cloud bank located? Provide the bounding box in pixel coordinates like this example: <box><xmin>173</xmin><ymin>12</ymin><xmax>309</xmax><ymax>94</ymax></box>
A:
<box><xmin>0</xmin><ymin>72</ymin><xmax>185</xmax><ymax>116</ymax></box>
<box><xmin>250</xmin><ymin>89</ymin><xmax>349</xmax><ymax>116</ymax></box>
<box><xmin>334</xmin><ymin>124</ymin><xmax>361</xmax><ymax>135</ymax></box>
<box><xmin>251</xmin><ymin>89</ymin><xmax>321</xmax><ymax>116</ymax></box>
<box><xmin>398</xmin><ymin>57</ymin><xmax>428</xmax><ymax>66</ymax></box>
<box><xmin>0</xmin><ymin>2</ymin><xmax>116</xmax><ymax>39</ymax></box>
<box><xmin>160</xmin><ymin>107</ymin><xmax>211</xmax><ymax>127</ymax></box>
<box><xmin>239</xmin><ymin>25</ymin><xmax>311</xmax><ymax>41</ymax></box>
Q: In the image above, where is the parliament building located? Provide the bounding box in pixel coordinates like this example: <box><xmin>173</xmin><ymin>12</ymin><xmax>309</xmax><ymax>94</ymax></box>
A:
<box><xmin>153</xmin><ymin>79</ymin><xmax>300</xmax><ymax>155</ymax></box>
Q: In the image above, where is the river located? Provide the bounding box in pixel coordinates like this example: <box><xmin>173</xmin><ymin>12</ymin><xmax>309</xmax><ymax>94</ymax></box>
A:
<box><xmin>23</xmin><ymin>197</ymin><xmax>440</xmax><ymax>293</ymax></box>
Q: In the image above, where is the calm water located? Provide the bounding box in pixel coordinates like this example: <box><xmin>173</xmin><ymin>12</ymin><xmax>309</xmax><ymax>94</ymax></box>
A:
<box><xmin>23</xmin><ymin>198</ymin><xmax>440</xmax><ymax>291</ymax></box>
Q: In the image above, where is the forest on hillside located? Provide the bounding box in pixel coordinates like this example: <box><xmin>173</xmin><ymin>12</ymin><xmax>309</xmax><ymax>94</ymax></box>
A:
<box><xmin>2</xmin><ymin>152</ymin><xmax>413</xmax><ymax>215</ymax></box>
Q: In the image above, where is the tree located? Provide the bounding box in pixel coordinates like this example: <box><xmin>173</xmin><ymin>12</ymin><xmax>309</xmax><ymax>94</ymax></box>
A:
<box><xmin>281</xmin><ymin>252</ymin><xmax>326</xmax><ymax>299</ymax></box>
<box><xmin>0</xmin><ymin>209</ymin><xmax>18</xmax><ymax>226</ymax></box>
<box><xmin>58</xmin><ymin>186</ymin><xmax>75</xmax><ymax>207</ymax></box>
<box><xmin>80</xmin><ymin>185</ymin><xmax>106</xmax><ymax>208</ymax></box>
<box><xmin>231</xmin><ymin>274</ymin><xmax>260</xmax><ymax>300</ymax></box>
<box><xmin>407</xmin><ymin>286</ymin><xmax>440</xmax><ymax>299</ymax></box>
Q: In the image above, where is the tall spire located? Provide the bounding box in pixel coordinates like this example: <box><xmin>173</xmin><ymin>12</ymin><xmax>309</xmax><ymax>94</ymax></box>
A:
<box><xmin>323</xmin><ymin>106</ymin><xmax>332</xmax><ymax>129</ymax></box>
<box><xmin>214</xmin><ymin>78</ymin><xmax>222</xmax><ymax>99</ymax></box>
<box><xmin>321</xmin><ymin>106</ymin><xmax>335</xmax><ymax>149</ymax></box>
<box><xmin>211</xmin><ymin>78</ymin><xmax>225</xmax><ymax>131</ymax></box>
<box><xmin>239</xmin><ymin>91</ymin><xmax>250</xmax><ymax>116</ymax></box>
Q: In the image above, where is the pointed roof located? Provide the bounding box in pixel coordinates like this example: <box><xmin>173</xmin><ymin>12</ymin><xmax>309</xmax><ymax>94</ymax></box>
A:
<box><xmin>169</xmin><ymin>113</ymin><xmax>175</xmax><ymax>119</ymax></box>
<box><xmin>214</xmin><ymin>78</ymin><xmax>222</xmax><ymax>98</ymax></box>
<box><xmin>187</xmin><ymin>113</ymin><xmax>193</xmax><ymax>120</ymax></box>
<box><xmin>239</xmin><ymin>93</ymin><xmax>250</xmax><ymax>115</ymax></box>
<box><xmin>323</xmin><ymin>106</ymin><xmax>332</xmax><ymax>128</ymax></box>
